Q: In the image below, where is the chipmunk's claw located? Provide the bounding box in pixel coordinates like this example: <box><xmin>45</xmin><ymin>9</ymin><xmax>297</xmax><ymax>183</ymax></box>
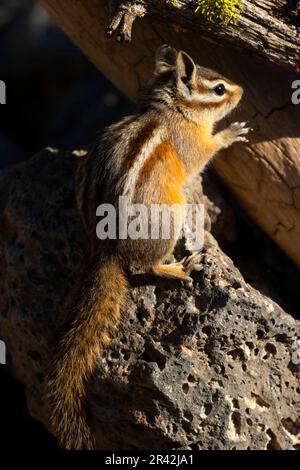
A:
<box><xmin>230</xmin><ymin>121</ymin><xmax>251</xmax><ymax>144</ymax></box>
<box><xmin>180</xmin><ymin>252</ymin><xmax>202</xmax><ymax>276</ymax></box>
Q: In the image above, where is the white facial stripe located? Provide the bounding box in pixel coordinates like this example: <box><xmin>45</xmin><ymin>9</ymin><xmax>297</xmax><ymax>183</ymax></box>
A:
<box><xmin>192</xmin><ymin>92</ymin><xmax>227</xmax><ymax>103</ymax></box>
<box><xmin>201</xmin><ymin>78</ymin><xmax>236</xmax><ymax>93</ymax></box>
<box><xmin>123</xmin><ymin>128</ymin><xmax>165</xmax><ymax>200</ymax></box>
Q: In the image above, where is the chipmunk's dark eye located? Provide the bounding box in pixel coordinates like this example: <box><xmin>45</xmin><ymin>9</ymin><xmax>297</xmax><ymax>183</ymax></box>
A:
<box><xmin>213</xmin><ymin>84</ymin><xmax>225</xmax><ymax>96</ymax></box>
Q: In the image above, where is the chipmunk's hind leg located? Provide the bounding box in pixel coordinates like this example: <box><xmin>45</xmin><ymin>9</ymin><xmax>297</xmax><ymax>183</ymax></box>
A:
<box><xmin>151</xmin><ymin>263</ymin><xmax>192</xmax><ymax>283</ymax></box>
<box><xmin>151</xmin><ymin>252</ymin><xmax>202</xmax><ymax>285</ymax></box>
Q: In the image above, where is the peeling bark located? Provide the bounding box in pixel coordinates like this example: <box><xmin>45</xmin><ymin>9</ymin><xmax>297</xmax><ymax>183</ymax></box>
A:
<box><xmin>105</xmin><ymin>0</ymin><xmax>300</xmax><ymax>73</ymax></box>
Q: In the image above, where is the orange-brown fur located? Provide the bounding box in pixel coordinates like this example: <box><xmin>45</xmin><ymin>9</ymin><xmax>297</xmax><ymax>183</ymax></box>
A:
<box><xmin>47</xmin><ymin>45</ymin><xmax>249</xmax><ymax>450</ymax></box>
<box><xmin>138</xmin><ymin>140</ymin><xmax>186</xmax><ymax>205</ymax></box>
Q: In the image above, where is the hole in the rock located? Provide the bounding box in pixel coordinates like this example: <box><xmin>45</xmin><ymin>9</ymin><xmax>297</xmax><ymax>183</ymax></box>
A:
<box><xmin>121</xmin><ymin>349</ymin><xmax>131</xmax><ymax>361</ymax></box>
<box><xmin>266</xmin><ymin>429</ymin><xmax>282</xmax><ymax>450</ymax></box>
<box><xmin>242</xmin><ymin>363</ymin><xmax>247</xmax><ymax>372</ymax></box>
<box><xmin>190</xmin><ymin>443</ymin><xmax>200</xmax><ymax>450</ymax></box>
<box><xmin>202</xmin><ymin>325</ymin><xmax>213</xmax><ymax>336</ymax></box>
<box><xmin>227</xmin><ymin>348</ymin><xmax>244</xmax><ymax>360</ymax></box>
<box><xmin>264</xmin><ymin>342</ymin><xmax>277</xmax><ymax>356</ymax></box>
<box><xmin>281</xmin><ymin>418</ymin><xmax>300</xmax><ymax>436</ymax></box>
<box><xmin>275</xmin><ymin>334</ymin><xmax>286</xmax><ymax>343</ymax></box>
<box><xmin>136</xmin><ymin>308</ymin><xmax>147</xmax><ymax>322</ymax></box>
<box><xmin>182</xmin><ymin>383</ymin><xmax>189</xmax><ymax>394</ymax></box>
<box><xmin>256</xmin><ymin>329</ymin><xmax>264</xmax><ymax>339</ymax></box>
<box><xmin>232</xmin><ymin>411</ymin><xmax>242</xmax><ymax>436</ymax></box>
<box><xmin>110</xmin><ymin>351</ymin><xmax>120</xmax><ymax>360</ymax></box>
<box><xmin>204</xmin><ymin>403</ymin><xmax>212</xmax><ymax>416</ymax></box>
<box><xmin>187</xmin><ymin>374</ymin><xmax>197</xmax><ymax>384</ymax></box>
<box><xmin>251</xmin><ymin>393</ymin><xmax>270</xmax><ymax>409</ymax></box>
<box><xmin>232</xmin><ymin>398</ymin><xmax>239</xmax><ymax>409</ymax></box>
<box><xmin>246</xmin><ymin>418</ymin><xmax>253</xmax><ymax>426</ymax></box>
<box><xmin>232</xmin><ymin>280</ymin><xmax>242</xmax><ymax>289</ymax></box>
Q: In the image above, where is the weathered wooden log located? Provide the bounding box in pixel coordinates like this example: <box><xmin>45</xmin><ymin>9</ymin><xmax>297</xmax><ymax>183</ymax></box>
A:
<box><xmin>0</xmin><ymin>148</ymin><xmax>299</xmax><ymax>449</ymax></box>
<box><xmin>40</xmin><ymin>0</ymin><xmax>300</xmax><ymax>268</ymax></box>
<box><xmin>105</xmin><ymin>0</ymin><xmax>300</xmax><ymax>73</ymax></box>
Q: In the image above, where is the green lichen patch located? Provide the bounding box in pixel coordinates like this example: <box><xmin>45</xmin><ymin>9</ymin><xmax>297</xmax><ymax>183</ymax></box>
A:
<box><xmin>194</xmin><ymin>0</ymin><xmax>243</xmax><ymax>25</ymax></box>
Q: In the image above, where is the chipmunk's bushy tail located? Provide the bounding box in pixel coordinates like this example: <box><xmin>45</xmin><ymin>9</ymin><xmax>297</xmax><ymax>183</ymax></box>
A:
<box><xmin>48</xmin><ymin>255</ymin><xmax>128</xmax><ymax>450</ymax></box>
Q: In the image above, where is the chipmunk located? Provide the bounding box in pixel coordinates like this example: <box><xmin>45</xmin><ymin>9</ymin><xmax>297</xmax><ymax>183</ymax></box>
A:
<box><xmin>47</xmin><ymin>45</ymin><xmax>249</xmax><ymax>450</ymax></box>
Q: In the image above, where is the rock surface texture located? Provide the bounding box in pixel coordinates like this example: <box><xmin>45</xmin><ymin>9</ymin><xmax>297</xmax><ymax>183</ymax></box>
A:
<box><xmin>0</xmin><ymin>148</ymin><xmax>299</xmax><ymax>450</ymax></box>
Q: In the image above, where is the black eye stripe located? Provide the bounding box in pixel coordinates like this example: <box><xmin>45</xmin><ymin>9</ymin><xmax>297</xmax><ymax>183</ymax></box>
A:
<box><xmin>213</xmin><ymin>84</ymin><xmax>226</xmax><ymax>96</ymax></box>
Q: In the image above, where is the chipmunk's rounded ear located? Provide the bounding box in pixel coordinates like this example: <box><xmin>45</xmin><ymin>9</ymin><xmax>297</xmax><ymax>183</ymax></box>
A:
<box><xmin>176</xmin><ymin>51</ymin><xmax>197</xmax><ymax>86</ymax></box>
<box><xmin>155</xmin><ymin>44</ymin><xmax>177</xmax><ymax>74</ymax></box>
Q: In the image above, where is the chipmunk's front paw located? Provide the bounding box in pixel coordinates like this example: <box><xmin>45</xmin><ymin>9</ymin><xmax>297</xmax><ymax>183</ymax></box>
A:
<box><xmin>229</xmin><ymin>121</ymin><xmax>251</xmax><ymax>144</ymax></box>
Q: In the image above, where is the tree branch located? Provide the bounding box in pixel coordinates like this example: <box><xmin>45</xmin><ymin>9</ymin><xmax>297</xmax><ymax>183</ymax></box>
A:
<box><xmin>106</xmin><ymin>0</ymin><xmax>300</xmax><ymax>72</ymax></box>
